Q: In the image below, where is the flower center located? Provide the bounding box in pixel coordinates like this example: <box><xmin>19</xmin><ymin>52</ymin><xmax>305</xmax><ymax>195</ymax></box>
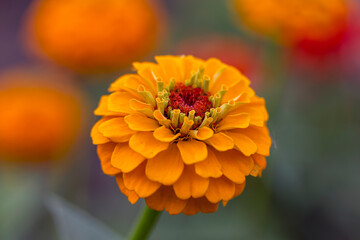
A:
<box><xmin>167</xmin><ymin>83</ymin><xmax>212</xmax><ymax>118</ymax></box>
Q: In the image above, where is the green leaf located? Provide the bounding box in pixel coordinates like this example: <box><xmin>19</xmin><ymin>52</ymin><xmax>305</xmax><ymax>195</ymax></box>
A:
<box><xmin>46</xmin><ymin>195</ymin><xmax>123</xmax><ymax>240</ymax></box>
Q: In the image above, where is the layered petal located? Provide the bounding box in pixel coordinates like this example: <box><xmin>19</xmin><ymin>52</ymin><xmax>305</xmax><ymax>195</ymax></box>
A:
<box><xmin>224</xmin><ymin>131</ymin><xmax>257</xmax><ymax>156</ymax></box>
<box><xmin>111</xmin><ymin>143</ymin><xmax>145</xmax><ymax>173</ymax></box>
<box><xmin>205</xmin><ymin>177</ymin><xmax>236</xmax><ymax>203</ymax></box>
<box><xmin>125</xmin><ymin>114</ymin><xmax>159</xmax><ymax>131</ymax></box>
<box><xmin>97</xmin><ymin>143</ymin><xmax>120</xmax><ymax>175</ymax></box>
<box><xmin>195</xmin><ymin>147</ymin><xmax>222</xmax><ymax>178</ymax></box>
<box><xmin>206</xmin><ymin>133</ymin><xmax>234</xmax><ymax>151</ymax></box>
<box><xmin>173</xmin><ymin>165</ymin><xmax>209</xmax><ymax>199</ymax></box>
<box><xmin>98</xmin><ymin>117</ymin><xmax>135</xmax><ymax>142</ymax></box>
<box><xmin>215</xmin><ymin>150</ymin><xmax>254</xmax><ymax>184</ymax></box>
<box><xmin>116</xmin><ymin>175</ymin><xmax>139</xmax><ymax>204</ymax></box>
<box><xmin>129</xmin><ymin>131</ymin><xmax>169</xmax><ymax>158</ymax></box>
<box><xmin>153</xmin><ymin>126</ymin><xmax>181</xmax><ymax>142</ymax></box>
<box><xmin>177</xmin><ymin>140</ymin><xmax>208</xmax><ymax>164</ymax></box>
<box><xmin>145</xmin><ymin>187</ymin><xmax>187</xmax><ymax>215</ymax></box>
<box><xmin>146</xmin><ymin>144</ymin><xmax>184</xmax><ymax>185</ymax></box>
<box><xmin>123</xmin><ymin>162</ymin><xmax>161</xmax><ymax>198</ymax></box>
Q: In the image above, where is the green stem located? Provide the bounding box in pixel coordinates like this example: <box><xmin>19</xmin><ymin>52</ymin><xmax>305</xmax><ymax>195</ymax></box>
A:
<box><xmin>127</xmin><ymin>205</ymin><xmax>161</xmax><ymax>240</ymax></box>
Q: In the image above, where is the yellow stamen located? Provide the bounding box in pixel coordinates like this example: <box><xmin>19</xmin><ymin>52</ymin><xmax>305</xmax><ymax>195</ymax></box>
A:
<box><xmin>171</xmin><ymin>109</ymin><xmax>180</xmax><ymax>128</ymax></box>
<box><xmin>188</xmin><ymin>110</ymin><xmax>195</xmax><ymax>121</ymax></box>
<box><xmin>180</xmin><ymin>117</ymin><xmax>194</xmax><ymax>135</ymax></box>
<box><xmin>199</xmin><ymin>117</ymin><xmax>213</xmax><ymax>128</ymax></box>
<box><xmin>137</xmin><ymin>85</ymin><xmax>155</xmax><ymax>106</ymax></box>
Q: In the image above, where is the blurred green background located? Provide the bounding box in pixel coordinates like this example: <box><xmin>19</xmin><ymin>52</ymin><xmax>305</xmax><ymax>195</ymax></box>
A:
<box><xmin>0</xmin><ymin>0</ymin><xmax>360</xmax><ymax>240</ymax></box>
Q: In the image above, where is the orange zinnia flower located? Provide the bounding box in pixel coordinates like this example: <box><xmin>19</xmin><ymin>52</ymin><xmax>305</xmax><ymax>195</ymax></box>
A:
<box><xmin>232</xmin><ymin>0</ymin><xmax>348</xmax><ymax>46</ymax></box>
<box><xmin>24</xmin><ymin>0</ymin><xmax>162</xmax><ymax>73</ymax></box>
<box><xmin>0</xmin><ymin>68</ymin><xmax>83</xmax><ymax>162</ymax></box>
<box><xmin>91</xmin><ymin>55</ymin><xmax>271</xmax><ymax>215</ymax></box>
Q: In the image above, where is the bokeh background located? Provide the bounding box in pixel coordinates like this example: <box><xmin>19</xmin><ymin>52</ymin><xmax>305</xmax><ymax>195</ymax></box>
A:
<box><xmin>0</xmin><ymin>0</ymin><xmax>360</xmax><ymax>239</ymax></box>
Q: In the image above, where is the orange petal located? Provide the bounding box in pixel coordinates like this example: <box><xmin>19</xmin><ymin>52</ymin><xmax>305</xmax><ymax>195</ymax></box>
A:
<box><xmin>197</xmin><ymin>197</ymin><xmax>219</xmax><ymax>214</ymax></box>
<box><xmin>234</xmin><ymin>182</ymin><xmax>246</xmax><ymax>198</ymax></box>
<box><xmin>111</xmin><ymin>143</ymin><xmax>145</xmax><ymax>173</ymax></box>
<box><xmin>253</xmin><ymin>154</ymin><xmax>267</xmax><ymax>169</ymax></box>
<box><xmin>179</xmin><ymin>55</ymin><xmax>204</xmax><ymax>81</ymax></box>
<box><xmin>129</xmin><ymin>99</ymin><xmax>154</xmax><ymax>118</ymax></box>
<box><xmin>98</xmin><ymin>117</ymin><xmax>135</xmax><ymax>142</ymax></box>
<box><xmin>224</xmin><ymin>131</ymin><xmax>257</xmax><ymax>156</ymax></box>
<box><xmin>177</xmin><ymin>140</ymin><xmax>208</xmax><ymax>164</ymax></box>
<box><xmin>181</xmin><ymin>198</ymin><xmax>200</xmax><ymax>216</ymax></box>
<box><xmin>153</xmin><ymin>126</ymin><xmax>180</xmax><ymax>142</ymax></box>
<box><xmin>124</xmin><ymin>114</ymin><xmax>159</xmax><ymax>131</ymax></box>
<box><xmin>97</xmin><ymin>143</ymin><xmax>120</xmax><ymax>175</ymax></box>
<box><xmin>145</xmin><ymin>186</ymin><xmax>187</xmax><ymax>215</ymax></box>
<box><xmin>240</xmin><ymin>126</ymin><xmax>271</xmax><ymax>156</ymax></box>
<box><xmin>205</xmin><ymin>177</ymin><xmax>235</xmax><ymax>203</ymax></box>
<box><xmin>222</xmin><ymin>80</ymin><xmax>254</xmax><ymax>103</ymax></box>
<box><xmin>146</xmin><ymin>144</ymin><xmax>184</xmax><ymax>185</ymax></box>
<box><xmin>116</xmin><ymin>174</ymin><xmax>139</xmax><ymax>204</ymax></box>
<box><xmin>189</xmin><ymin>127</ymin><xmax>214</xmax><ymax>140</ymax></box>
<box><xmin>129</xmin><ymin>131</ymin><xmax>169</xmax><ymax>158</ymax></box>
<box><xmin>210</xmin><ymin>65</ymin><xmax>244</xmax><ymax>94</ymax></box>
<box><xmin>155</xmin><ymin>56</ymin><xmax>182</xmax><ymax>83</ymax></box>
<box><xmin>206</xmin><ymin>133</ymin><xmax>234</xmax><ymax>151</ymax></box>
<box><xmin>123</xmin><ymin>162</ymin><xmax>161</xmax><ymax>198</ymax></box>
<box><xmin>195</xmin><ymin>147</ymin><xmax>222</xmax><ymax>178</ymax></box>
<box><xmin>108</xmin><ymin>92</ymin><xmax>135</xmax><ymax>114</ymax></box>
<box><xmin>173</xmin><ymin>165</ymin><xmax>209</xmax><ymax>199</ymax></box>
<box><xmin>94</xmin><ymin>96</ymin><xmax>124</xmax><ymax>116</ymax></box>
<box><xmin>215</xmin><ymin>150</ymin><xmax>254</xmax><ymax>184</ymax></box>
<box><xmin>217</xmin><ymin>113</ymin><xmax>250</xmax><ymax>131</ymax></box>
<box><xmin>91</xmin><ymin>118</ymin><xmax>110</xmax><ymax>145</ymax></box>
<box><xmin>204</xmin><ymin>58</ymin><xmax>224</xmax><ymax>79</ymax></box>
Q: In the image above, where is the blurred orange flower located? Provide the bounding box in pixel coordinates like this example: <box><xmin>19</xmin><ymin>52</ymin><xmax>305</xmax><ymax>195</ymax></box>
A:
<box><xmin>91</xmin><ymin>55</ymin><xmax>271</xmax><ymax>215</ymax></box>
<box><xmin>24</xmin><ymin>0</ymin><xmax>163</xmax><ymax>73</ymax></box>
<box><xmin>0</xmin><ymin>68</ymin><xmax>83</xmax><ymax>162</ymax></box>
<box><xmin>232</xmin><ymin>0</ymin><xmax>348</xmax><ymax>47</ymax></box>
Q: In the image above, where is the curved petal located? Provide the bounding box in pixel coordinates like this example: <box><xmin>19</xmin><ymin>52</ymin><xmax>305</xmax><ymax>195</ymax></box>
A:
<box><xmin>146</xmin><ymin>144</ymin><xmax>184</xmax><ymax>185</ymax></box>
<box><xmin>129</xmin><ymin>132</ymin><xmax>169</xmax><ymax>158</ymax></box>
<box><xmin>195</xmin><ymin>147</ymin><xmax>222</xmax><ymax>178</ymax></box>
<box><xmin>224</xmin><ymin>131</ymin><xmax>257</xmax><ymax>156</ymax></box>
<box><xmin>189</xmin><ymin>127</ymin><xmax>214</xmax><ymax>141</ymax></box>
<box><xmin>181</xmin><ymin>198</ymin><xmax>200</xmax><ymax>216</ymax></box>
<box><xmin>215</xmin><ymin>150</ymin><xmax>254</xmax><ymax>184</ymax></box>
<box><xmin>91</xmin><ymin>118</ymin><xmax>110</xmax><ymax>145</ymax></box>
<box><xmin>205</xmin><ymin>177</ymin><xmax>235</xmax><ymax>203</ymax></box>
<box><xmin>97</xmin><ymin>143</ymin><xmax>120</xmax><ymax>175</ymax></box>
<box><xmin>98</xmin><ymin>117</ymin><xmax>135</xmax><ymax>142</ymax></box>
<box><xmin>124</xmin><ymin>114</ymin><xmax>159</xmax><ymax>131</ymax></box>
<box><xmin>217</xmin><ymin>113</ymin><xmax>250</xmax><ymax>131</ymax></box>
<box><xmin>94</xmin><ymin>96</ymin><xmax>124</xmax><ymax>116</ymax></box>
<box><xmin>145</xmin><ymin>186</ymin><xmax>187</xmax><ymax>215</ymax></box>
<box><xmin>108</xmin><ymin>92</ymin><xmax>136</xmax><ymax>114</ymax></box>
<box><xmin>155</xmin><ymin>56</ymin><xmax>182</xmax><ymax>83</ymax></box>
<box><xmin>177</xmin><ymin>140</ymin><xmax>208</xmax><ymax>164</ymax></box>
<box><xmin>240</xmin><ymin>126</ymin><xmax>271</xmax><ymax>156</ymax></box>
<box><xmin>205</xmin><ymin>133</ymin><xmax>234</xmax><ymax>151</ymax></box>
<box><xmin>116</xmin><ymin>175</ymin><xmax>139</xmax><ymax>204</ymax></box>
<box><xmin>111</xmin><ymin>143</ymin><xmax>145</xmax><ymax>173</ymax></box>
<box><xmin>123</xmin><ymin>162</ymin><xmax>161</xmax><ymax>198</ymax></box>
<box><xmin>153</xmin><ymin>126</ymin><xmax>180</xmax><ymax>142</ymax></box>
<box><xmin>173</xmin><ymin>165</ymin><xmax>209</xmax><ymax>199</ymax></box>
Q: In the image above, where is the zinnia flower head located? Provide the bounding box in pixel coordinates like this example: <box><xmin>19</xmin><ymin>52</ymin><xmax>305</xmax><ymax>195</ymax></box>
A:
<box><xmin>91</xmin><ymin>55</ymin><xmax>271</xmax><ymax>215</ymax></box>
<box><xmin>24</xmin><ymin>0</ymin><xmax>162</xmax><ymax>73</ymax></box>
<box><xmin>232</xmin><ymin>0</ymin><xmax>348</xmax><ymax>48</ymax></box>
<box><xmin>0</xmin><ymin>68</ymin><xmax>83</xmax><ymax>162</ymax></box>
